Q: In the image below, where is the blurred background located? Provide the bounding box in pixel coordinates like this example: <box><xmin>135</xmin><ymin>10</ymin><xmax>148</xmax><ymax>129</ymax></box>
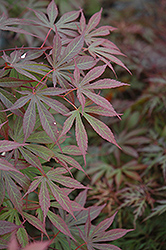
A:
<box><xmin>0</xmin><ymin>0</ymin><xmax>166</xmax><ymax>249</ymax></box>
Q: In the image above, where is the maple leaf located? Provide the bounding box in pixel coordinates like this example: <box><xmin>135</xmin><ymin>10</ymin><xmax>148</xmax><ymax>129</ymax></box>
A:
<box><xmin>0</xmin><ymin>220</ymin><xmax>21</xmax><ymax>235</ymax></box>
<box><xmin>79</xmin><ymin>9</ymin><xmax>130</xmax><ymax>73</ymax></box>
<box><xmin>0</xmin><ymin>166</ymin><xmax>29</xmax><ymax>212</ymax></box>
<box><xmin>3</xmin><ymin>86</ymin><xmax>69</xmax><ymax>142</ymax></box>
<box><xmin>24</xmin><ymin>167</ymin><xmax>86</xmax><ymax>221</ymax></box>
<box><xmin>60</xmin><ymin>103</ymin><xmax>120</xmax><ymax>163</ymax></box>
<box><xmin>45</xmin><ymin>31</ymin><xmax>86</xmax><ymax>88</ymax></box>
<box><xmin>78</xmin><ymin>212</ymin><xmax>133</xmax><ymax>250</ymax></box>
<box><xmin>71</xmin><ymin>63</ymin><xmax>128</xmax><ymax>113</ymax></box>
<box><xmin>0</xmin><ymin>12</ymin><xmax>38</xmax><ymax>37</ymax></box>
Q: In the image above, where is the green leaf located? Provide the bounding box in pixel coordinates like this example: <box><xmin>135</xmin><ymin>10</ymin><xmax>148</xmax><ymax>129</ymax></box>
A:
<box><xmin>0</xmin><ymin>174</ymin><xmax>5</xmax><ymax>205</ymax></box>
<box><xmin>0</xmin><ymin>220</ymin><xmax>20</xmax><ymax>235</ymax></box>
<box><xmin>38</xmin><ymin>95</ymin><xmax>69</xmax><ymax>115</ymax></box>
<box><xmin>4</xmin><ymin>173</ymin><xmax>23</xmax><ymax>213</ymax></box>
<box><xmin>47</xmin><ymin>180</ymin><xmax>75</xmax><ymax>218</ymax></box>
<box><xmin>58</xmin><ymin>34</ymin><xmax>84</xmax><ymax>66</ymax></box>
<box><xmin>23</xmin><ymin>97</ymin><xmax>36</xmax><ymax>141</ymax></box>
<box><xmin>47</xmin><ymin>210</ymin><xmax>75</xmax><ymax>240</ymax></box>
<box><xmin>26</xmin><ymin>131</ymin><xmax>53</xmax><ymax>144</ymax></box>
<box><xmin>84</xmin><ymin>113</ymin><xmax>119</xmax><ymax>147</ymax></box>
<box><xmin>36</xmin><ymin>98</ymin><xmax>58</xmax><ymax>142</ymax></box>
<box><xmin>39</xmin><ymin>179</ymin><xmax>50</xmax><ymax>221</ymax></box>
<box><xmin>19</xmin><ymin>147</ymin><xmax>44</xmax><ymax>174</ymax></box>
<box><xmin>23</xmin><ymin>176</ymin><xmax>43</xmax><ymax>197</ymax></box>
<box><xmin>0</xmin><ymin>158</ymin><xmax>23</xmax><ymax>174</ymax></box>
<box><xmin>60</xmin><ymin>111</ymin><xmax>76</xmax><ymax>137</ymax></box>
<box><xmin>0</xmin><ymin>77</ymin><xmax>34</xmax><ymax>88</ymax></box>
<box><xmin>47</xmin><ymin>168</ymin><xmax>86</xmax><ymax>189</ymax></box>
<box><xmin>24</xmin><ymin>144</ymin><xmax>54</xmax><ymax>161</ymax></box>
<box><xmin>76</xmin><ymin>112</ymin><xmax>88</xmax><ymax>163</ymax></box>
<box><xmin>0</xmin><ymin>140</ymin><xmax>26</xmax><ymax>153</ymax></box>
<box><xmin>23</xmin><ymin>212</ymin><xmax>48</xmax><ymax>237</ymax></box>
<box><xmin>47</xmin><ymin>0</ymin><xmax>58</xmax><ymax>24</ymax></box>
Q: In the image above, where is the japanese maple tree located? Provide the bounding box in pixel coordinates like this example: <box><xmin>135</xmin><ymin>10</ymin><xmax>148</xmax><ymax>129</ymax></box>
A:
<box><xmin>0</xmin><ymin>1</ymin><xmax>132</xmax><ymax>249</ymax></box>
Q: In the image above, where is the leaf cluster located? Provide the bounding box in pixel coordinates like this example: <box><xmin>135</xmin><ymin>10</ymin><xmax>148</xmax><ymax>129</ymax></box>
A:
<box><xmin>0</xmin><ymin>1</ymin><xmax>132</xmax><ymax>249</ymax></box>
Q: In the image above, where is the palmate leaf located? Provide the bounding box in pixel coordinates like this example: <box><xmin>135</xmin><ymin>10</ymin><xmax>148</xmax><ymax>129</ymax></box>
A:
<box><xmin>5</xmin><ymin>87</ymin><xmax>68</xmax><ymax>141</ymax></box>
<box><xmin>3</xmin><ymin>172</ymin><xmax>23</xmax><ymax>213</ymax></box>
<box><xmin>45</xmin><ymin>32</ymin><xmax>85</xmax><ymax>87</ymax></box>
<box><xmin>72</xmin><ymin>64</ymin><xmax>127</xmax><ymax>115</ymax></box>
<box><xmin>0</xmin><ymin>220</ymin><xmax>20</xmax><ymax>235</ymax></box>
<box><xmin>78</xmin><ymin>212</ymin><xmax>132</xmax><ymax>250</ymax></box>
<box><xmin>79</xmin><ymin>9</ymin><xmax>129</xmax><ymax>73</ymax></box>
<box><xmin>0</xmin><ymin>13</ymin><xmax>37</xmax><ymax>37</ymax></box>
<box><xmin>24</xmin><ymin>168</ymin><xmax>85</xmax><ymax>219</ymax></box>
<box><xmin>29</xmin><ymin>0</ymin><xmax>80</xmax><ymax>38</ymax></box>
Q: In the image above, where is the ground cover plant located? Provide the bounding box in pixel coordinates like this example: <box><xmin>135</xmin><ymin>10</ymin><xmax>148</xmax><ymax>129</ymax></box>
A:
<box><xmin>0</xmin><ymin>1</ymin><xmax>133</xmax><ymax>249</ymax></box>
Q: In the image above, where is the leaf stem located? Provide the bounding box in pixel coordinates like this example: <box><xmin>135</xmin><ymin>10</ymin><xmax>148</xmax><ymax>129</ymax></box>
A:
<box><xmin>40</xmin><ymin>28</ymin><xmax>52</xmax><ymax>49</ymax></box>
<box><xmin>63</xmin><ymin>96</ymin><xmax>77</xmax><ymax>110</ymax></box>
<box><xmin>35</xmin><ymin>69</ymin><xmax>53</xmax><ymax>88</ymax></box>
<box><xmin>64</xmin><ymin>88</ymin><xmax>77</xmax><ymax>97</ymax></box>
<box><xmin>75</xmin><ymin>242</ymin><xmax>87</xmax><ymax>250</ymax></box>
